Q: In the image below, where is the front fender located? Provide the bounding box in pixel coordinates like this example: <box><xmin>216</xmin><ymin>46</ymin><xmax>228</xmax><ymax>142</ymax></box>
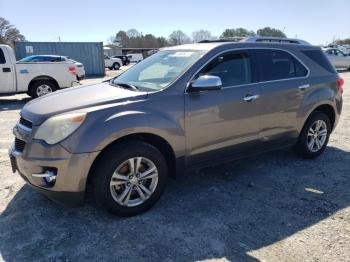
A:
<box><xmin>61</xmin><ymin>109</ymin><xmax>185</xmax><ymax>158</ymax></box>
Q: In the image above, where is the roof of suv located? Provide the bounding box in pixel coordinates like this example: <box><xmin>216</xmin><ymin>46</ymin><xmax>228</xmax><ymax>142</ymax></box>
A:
<box><xmin>162</xmin><ymin>37</ymin><xmax>313</xmax><ymax>52</ymax></box>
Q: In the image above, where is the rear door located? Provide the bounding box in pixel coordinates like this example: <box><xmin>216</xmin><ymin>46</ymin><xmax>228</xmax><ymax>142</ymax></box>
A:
<box><xmin>185</xmin><ymin>50</ymin><xmax>261</xmax><ymax>166</ymax></box>
<box><xmin>251</xmin><ymin>49</ymin><xmax>309</xmax><ymax>146</ymax></box>
<box><xmin>0</xmin><ymin>46</ymin><xmax>15</xmax><ymax>93</ymax></box>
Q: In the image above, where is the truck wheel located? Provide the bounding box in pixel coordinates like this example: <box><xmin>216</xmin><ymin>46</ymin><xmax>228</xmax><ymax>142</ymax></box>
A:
<box><xmin>112</xmin><ymin>63</ymin><xmax>120</xmax><ymax>70</ymax></box>
<box><xmin>92</xmin><ymin>141</ymin><xmax>168</xmax><ymax>216</ymax></box>
<box><xmin>29</xmin><ymin>80</ymin><xmax>57</xmax><ymax>98</ymax></box>
<box><xmin>294</xmin><ymin>111</ymin><xmax>331</xmax><ymax>159</ymax></box>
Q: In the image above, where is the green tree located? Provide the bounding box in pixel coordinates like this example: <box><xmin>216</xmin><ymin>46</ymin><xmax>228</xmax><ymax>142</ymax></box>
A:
<box><xmin>220</xmin><ymin>28</ymin><xmax>255</xmax><ymax>38</ymax></box>
<box><xmin>256</xmin><ymin>27</ymin><xmax>286</xmax><ymax>38</ymax></box>
<box><xmin>0</xmin><ymin>17</ymin><xmax>26</xmax><ymax>45</ymax></box>
<box><xmin>111</xmin><ymin>30</ymin><xmax>169</xmax><ymax>48</ymax></box>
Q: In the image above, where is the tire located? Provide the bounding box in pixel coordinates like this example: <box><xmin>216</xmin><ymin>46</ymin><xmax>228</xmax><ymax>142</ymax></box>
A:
<box><xmin>92</xmin><ymin>141</ymin><xmax>168</xmax><ymax>216</ymax></box>
<box><xmin>112</xmin><ymin>62</ymin><xmax>120</xmax><ymax>70</ymax></box>
<box><xmin>28</xmin><ymin>80</ymin><xmax>57</xmax><ymax>98</ymax></box>
<box><xmin>294</xmin><ymin>111</ymin><xmax>331</xmax><ymax>159</ymax></box>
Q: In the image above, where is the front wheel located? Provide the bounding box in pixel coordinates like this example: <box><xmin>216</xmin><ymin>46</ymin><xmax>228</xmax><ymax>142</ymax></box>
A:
<box><xmin>92</xmin><ymin>141</ymin><xmax>168</xmax><ymax>216</ymax></box>
<box><xmin>294</xmin><ymin>111</ymin><xmax>331</xmax><ymax>158</ymax></box>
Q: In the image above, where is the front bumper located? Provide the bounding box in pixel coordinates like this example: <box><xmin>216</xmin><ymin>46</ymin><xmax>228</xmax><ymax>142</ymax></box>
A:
<box><xmin>9</xmin><ymin>124</ymin><xmax>99</xmax><ymax>206</ymax></box>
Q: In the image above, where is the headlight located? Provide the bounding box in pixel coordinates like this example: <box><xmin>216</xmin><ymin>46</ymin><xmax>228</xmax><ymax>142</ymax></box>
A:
<box><xmin>34</xmin><ymin>113</ymin><xmax>86</xmax><ymax>144</ymax></box>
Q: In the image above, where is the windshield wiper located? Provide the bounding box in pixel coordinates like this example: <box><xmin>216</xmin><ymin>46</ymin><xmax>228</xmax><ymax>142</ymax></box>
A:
<box><xmin>110</xmin><ymin>81</ymin><xmax>139</xmax><ymax>91</ymax></box>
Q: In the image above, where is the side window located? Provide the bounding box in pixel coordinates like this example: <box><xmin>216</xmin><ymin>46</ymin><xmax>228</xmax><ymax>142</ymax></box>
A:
<box><xmin>195</xmin><ymin>51</ymin><xmax>252</xmax><ymax>87</ymax></box>
<box><xmin>256</xmin><ymin>49</ymin><xmax>307</xmax><ymax>81</ymax></box>
<box><xmin>0</xmin><ymin>48</ymin><xmax>6</xmax><ymax>64</ymax></box>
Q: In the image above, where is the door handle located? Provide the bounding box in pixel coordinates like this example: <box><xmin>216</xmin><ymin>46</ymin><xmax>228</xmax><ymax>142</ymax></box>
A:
<box><xmin>2</xmin><ymin>67</ymin><xmax>11</xmax><ymax>72</ymax></box>
<box><xmin>298</xmin><ymin>84</ymin><xmax>310</xmax><ymax>90</ymax></box>
<box><xmin>243</xmin><ymin>94</ymin><xmax>259</xmax><ymax>102</ymax></box>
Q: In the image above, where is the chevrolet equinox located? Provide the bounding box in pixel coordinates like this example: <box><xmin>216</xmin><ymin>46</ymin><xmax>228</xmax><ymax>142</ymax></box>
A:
<box><xmin>9</xmin><ymin>37</ymin><xmax>343</xmax><ymax>216</ymax></box>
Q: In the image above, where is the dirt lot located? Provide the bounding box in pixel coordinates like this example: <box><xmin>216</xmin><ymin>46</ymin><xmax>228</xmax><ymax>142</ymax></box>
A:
<box><xmin>0</xmin><ymin>71</ymin><xmax>349</xmax><ymax>262</ymax></box>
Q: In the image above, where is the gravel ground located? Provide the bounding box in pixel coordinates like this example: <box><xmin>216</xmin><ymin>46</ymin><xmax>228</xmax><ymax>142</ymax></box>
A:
<box><xmin>0</xmin><ymin>71</ymin><xmax>349</xmax><ymax>262</ymax></box>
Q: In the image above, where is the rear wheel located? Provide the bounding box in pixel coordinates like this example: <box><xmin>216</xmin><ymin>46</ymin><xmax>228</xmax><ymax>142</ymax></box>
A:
<box><xmin>92</xmin><ymin>141</ymin><xmax>168</xmax><ymax>216</ymax></box>
<box><xmin>28</xmin><ymin>80</ymin><xmax>57</xmax><ymax>98</ymax></box>
<box><xmin>294</xmin><ymin>111</ymin><xmax>331</xmax><ymax>158</ymax></box>
<box><xmin>112</xmin><ymin>62</ymin><xmax>120</xmax><ymax>70</ymax></box>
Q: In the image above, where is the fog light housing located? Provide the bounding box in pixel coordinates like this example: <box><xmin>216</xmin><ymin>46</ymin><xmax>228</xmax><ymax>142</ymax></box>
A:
<box><xmin>32</xmin><ymin>169</ymin><xmax>57</xmax><ymax>186</ymax></box>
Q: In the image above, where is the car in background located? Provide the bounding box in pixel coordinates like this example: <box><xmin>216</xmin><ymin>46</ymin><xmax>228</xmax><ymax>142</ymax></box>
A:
<box><xmin>0</xmin><ymin>45</ymin><xmax>79</xmax><ymax>98</ymax></box>
<box><xmin>104</xmin><ymin>55</ymin><xmax>122</xmax><ymax>70</ymax></box>
<box><xmin>19</xmin><ymin>55</ymin><xmax>85</xmax><ymax>80</ymax></box>
<box><xmin>62</xmin><ymin>57</ymin><xmax>85</xmax><ymax>80</ymax></box>
<box><xmin>323</xmin><ymin>48</ymin><xmax>350</xmax><ymax>70</ymax></box>
<box><xmin>112</xmin><ymin>55</ymin><xmax>130</xmax><ymax>66</ymax></box>
<box><xmin>127</xmin><ymin>53</ymin><xmax>143</xmax><ymax>63</ymax></box>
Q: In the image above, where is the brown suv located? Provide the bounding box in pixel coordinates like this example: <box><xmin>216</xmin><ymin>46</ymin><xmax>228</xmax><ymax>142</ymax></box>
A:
<box><xmin>9</xmin><ymin>37</ymin><xmax>343</xmax><ymax>216</ymax></box>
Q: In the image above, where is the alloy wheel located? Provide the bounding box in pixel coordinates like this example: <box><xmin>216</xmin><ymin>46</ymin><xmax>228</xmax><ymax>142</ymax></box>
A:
<box><xmin>307</xmin><ymin>120</ymin><xmax>328</xmax><ymax>152</ymax></box>
<box><xmin>109</xmin><ymin>157</ymin><xmax>158</xmax><ymax>207</ymax></box>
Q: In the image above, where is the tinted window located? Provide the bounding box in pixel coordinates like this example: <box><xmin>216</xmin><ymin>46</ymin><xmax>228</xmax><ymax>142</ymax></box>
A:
<box><xmin>19</xmin><ymin>55</ymin><xmax>62</xmax><ymax>62</ymax></box>
<box><xmin>302</xmin><ymin>50</ymin><xmax>336</xmax><ymax>73</ymax></box>
<box><xmin>255</xmin><ymin>50</ymin><xmax>308</xmax><ymax>81</ymax></box>
<box><xmin>0</xmin><ymin>49</ymin><xmax>5</xmax><ymax>64</ymax></box>
<box><xmin>196</xmin><ymin>51</ymin><xmax>252</xmax><ymax>87</ymax></box>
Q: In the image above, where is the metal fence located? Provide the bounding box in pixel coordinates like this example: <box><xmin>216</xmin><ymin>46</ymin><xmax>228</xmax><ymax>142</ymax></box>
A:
<box><xmin>14</xmin><ymin>42</ymin><xmax>105</xmax><ymax>76</ymax></box>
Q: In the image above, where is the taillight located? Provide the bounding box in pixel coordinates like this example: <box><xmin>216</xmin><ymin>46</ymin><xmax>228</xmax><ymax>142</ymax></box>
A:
<box><xmin>68</xmin><ymin>66</ymin><xmax>77</xmax><ymax>75</ymax></box>
<box><xmin>337</xmin><ymin>77</ymin><xmax>344</xmax><ymax>94</ymax></box>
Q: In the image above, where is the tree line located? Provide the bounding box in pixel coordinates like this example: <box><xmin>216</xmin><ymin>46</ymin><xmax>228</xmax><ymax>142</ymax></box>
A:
<box><xmin>108</xmin><ymin>27</ymin><xmax>289</xmax><ymax>48</ymax></box>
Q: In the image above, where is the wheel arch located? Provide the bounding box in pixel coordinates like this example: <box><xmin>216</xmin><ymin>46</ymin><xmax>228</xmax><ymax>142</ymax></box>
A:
<box><xmin>302</xmin><ymin>102</ymin><xmax>336</xmax><ymax>132</ymax></box>
<box><xmin>86</xmin><ymin>132</ymin><xmax>178</xmax><ymax>189</ymax></box>
<box><xmin>28</xmin><ymin>75</ymin><xmax>59</xmax><ymax>90</ymax></box>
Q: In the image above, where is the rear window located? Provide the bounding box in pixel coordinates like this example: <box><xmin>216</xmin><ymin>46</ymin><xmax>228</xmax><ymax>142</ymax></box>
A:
<box><xmin>254</xmin><ymin>49</ymin><xmax>308</xmax><ymax>82</ymax></box>
<box><xmin>0</xmin><ymin>49</ymin><xmax>5</xmax><ymax>64</ymax></box>
<box><xmin>302</xmin><ymin>50</ymin><xmax>336</xmax><ymax>73</ymax></box>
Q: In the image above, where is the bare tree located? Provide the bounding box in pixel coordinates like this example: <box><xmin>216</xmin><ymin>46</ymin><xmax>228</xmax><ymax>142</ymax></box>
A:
<box><xmin>168</xmin><ymin>30</ymin><xmax>191</xmax><ymax>45</ymax></box>
<box><xmin>127</xmin><ymin>29</ymin><xmax>141</xmax><ymax>38</ymax></box>
<box><xmin>192</xmin><ymin>30</ymin><xmax>215</xmax><ymax>43</ymax></box>
<box><xmin>0</xmin><ymin>17</ymin><xmax>26</xmax><ymax>45</ymax></box>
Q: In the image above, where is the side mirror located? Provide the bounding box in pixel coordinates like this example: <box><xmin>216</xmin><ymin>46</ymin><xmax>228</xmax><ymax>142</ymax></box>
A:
<box><xmin>188</xmin><ymin>75</ymin><xmax>222</xmax><ymax>92</ymax></box>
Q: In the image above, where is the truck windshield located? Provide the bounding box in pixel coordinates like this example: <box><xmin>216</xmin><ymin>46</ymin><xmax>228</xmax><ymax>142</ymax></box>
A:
<box><xmin>112</xmin><ymin>50</ymin><xmax>205</xmax><ymax>91</ymax></box>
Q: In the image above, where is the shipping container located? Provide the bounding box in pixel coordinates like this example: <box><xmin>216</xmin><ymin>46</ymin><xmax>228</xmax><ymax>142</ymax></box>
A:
<box><xmin>15</xmin><ymin>42</ymin><xmax>105</xmax><ymax>76</ymax></box>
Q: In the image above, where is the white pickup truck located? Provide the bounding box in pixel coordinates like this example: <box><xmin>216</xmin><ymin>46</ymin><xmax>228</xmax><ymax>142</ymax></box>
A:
<box><xmin>0</xmin><ymin>44</ymin><xmax>79</xmax><ymax>98</ymax></box>
<box><xmin>104</xmin><ymin>55</ymin><xmax>123</xmax><ymax>70</ymax></box>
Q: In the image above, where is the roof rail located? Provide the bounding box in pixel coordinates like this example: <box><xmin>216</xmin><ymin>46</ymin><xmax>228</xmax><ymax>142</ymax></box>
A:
<box><xmin>243</xmin><ymin>36</ymin><xmax>310</xmax><ymax>45</ymax></box>
<box><xmin>199</xmin><ymin>37</ymin><xmax>245</xmax><ymax>43</ymax></box>
<box><xmin>198</xmin><ymin>36</ymin><xmax>310</xmax><ymax>45</ymax></box>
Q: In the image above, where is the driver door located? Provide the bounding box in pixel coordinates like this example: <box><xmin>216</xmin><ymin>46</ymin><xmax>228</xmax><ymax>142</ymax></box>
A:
<box><xmin>184</xmin><ymin>50</ymin><xmax>261</xmax><ymax>167</ymax></box>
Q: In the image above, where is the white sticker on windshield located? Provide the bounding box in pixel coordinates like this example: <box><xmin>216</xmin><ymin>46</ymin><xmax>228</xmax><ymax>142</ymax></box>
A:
<box><xmin>169</xmin><ymin>52</ymin><xmax>194</xmax><ymax>57</ymax></box>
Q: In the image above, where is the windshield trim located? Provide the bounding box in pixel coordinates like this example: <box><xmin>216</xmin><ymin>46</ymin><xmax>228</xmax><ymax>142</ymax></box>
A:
<box><xmin>111</xmin><ymin>49</ymin><xmax>206</xmax><ymax>93</ymax></box>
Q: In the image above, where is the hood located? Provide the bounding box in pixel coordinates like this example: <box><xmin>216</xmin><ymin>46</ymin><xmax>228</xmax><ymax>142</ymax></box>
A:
<box><xmin>21</xmin><ymin>82</ymin><xmax>147</xmax><ymax>125</ymax></box>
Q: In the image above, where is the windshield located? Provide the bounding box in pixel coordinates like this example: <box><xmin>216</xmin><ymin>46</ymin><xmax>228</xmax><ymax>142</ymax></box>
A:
<box><xmin>112</xmin><ymin>50</ymin><xmax>205</xmax><ymax>91</ymax></box>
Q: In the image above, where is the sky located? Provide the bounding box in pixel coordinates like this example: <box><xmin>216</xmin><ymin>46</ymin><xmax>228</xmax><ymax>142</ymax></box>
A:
<box><xmin>1</xmin><ymin>0</ymin><xmax>349</xmax><ymax>45</ymax></box>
